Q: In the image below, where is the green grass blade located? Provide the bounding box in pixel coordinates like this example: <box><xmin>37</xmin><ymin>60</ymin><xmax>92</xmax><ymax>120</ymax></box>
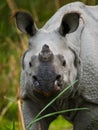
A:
<box><xmin>12</xmin><ymin>120</ymin><xmax>15</xmax><ymax>130</ymax></box>
<box><xmin>31</xmin><ymin>107</ymin><xmax>89</xmax><ymax>124</ymax></box>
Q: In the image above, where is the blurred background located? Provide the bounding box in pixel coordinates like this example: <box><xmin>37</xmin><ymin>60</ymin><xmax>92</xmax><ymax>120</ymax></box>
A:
<box><xmin>0</xmin><ymin>0</ymin><xmax>98</xmax><ymax>130</ymax></box>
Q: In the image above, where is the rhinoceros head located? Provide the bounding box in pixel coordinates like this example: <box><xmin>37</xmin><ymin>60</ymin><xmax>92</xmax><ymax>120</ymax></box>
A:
<box><xmin>14</xmin><ymin>11</ymin><xmax>81</xmax><ymax>99</ymax></box>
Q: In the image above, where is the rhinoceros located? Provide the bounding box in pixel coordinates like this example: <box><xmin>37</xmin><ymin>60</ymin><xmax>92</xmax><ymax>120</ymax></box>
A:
<box><xmin>14</xmin><ymin>2</ymin><xmax>98</xmax><ymax>130</ymax></box>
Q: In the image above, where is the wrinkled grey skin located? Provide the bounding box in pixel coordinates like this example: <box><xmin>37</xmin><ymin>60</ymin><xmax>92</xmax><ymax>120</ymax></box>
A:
<box><xmin>14</xmin><ymin>2</ymin><xmax>98</xmax><ymax>130</ymax></box>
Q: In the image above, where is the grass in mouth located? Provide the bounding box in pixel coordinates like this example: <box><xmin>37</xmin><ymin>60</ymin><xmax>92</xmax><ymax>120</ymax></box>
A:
<box><xmin>26</xmin><ymin>80</ymin><xmax>89</xmax><ymax>130</ymax></box>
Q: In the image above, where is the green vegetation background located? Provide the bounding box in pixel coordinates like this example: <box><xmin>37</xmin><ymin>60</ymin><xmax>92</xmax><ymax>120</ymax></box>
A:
<box><xmin>0</xmin><ymin>0</ymin><xmax>98</xmax><ymax>130</ymax></box>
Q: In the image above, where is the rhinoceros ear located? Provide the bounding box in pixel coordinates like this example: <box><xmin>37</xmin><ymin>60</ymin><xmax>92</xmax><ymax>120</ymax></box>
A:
<box><xmin>59</xmin><ymin>13</ymin><xmax>80</xmax><ymax>36</ymax></box>
<box><xmin>14</xmin><ymin>11</ymin><xmax>37</xmax><ymax>36</ymax></box>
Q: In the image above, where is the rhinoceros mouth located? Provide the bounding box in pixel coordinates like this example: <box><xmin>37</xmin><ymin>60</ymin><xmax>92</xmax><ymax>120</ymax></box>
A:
<box><xmin>33</xmin><ymin>85</ymin><xmax>61</xmax><ymax>98</ymax></box>
<box><xmin>32</xmin><ymin>76</ymin><xmax>66</xmax><ymax>98</ymax></box>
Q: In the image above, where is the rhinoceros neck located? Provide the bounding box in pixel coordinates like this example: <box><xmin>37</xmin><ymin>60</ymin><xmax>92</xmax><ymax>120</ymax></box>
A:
<box><xmin>78</xmin><ymin>27</ymin><xmax>98</xmax><ymax>104</ymax></box>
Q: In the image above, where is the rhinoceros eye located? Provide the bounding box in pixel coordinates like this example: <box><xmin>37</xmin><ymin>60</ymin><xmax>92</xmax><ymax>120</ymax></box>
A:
<box><xmin>57</xmin><ymin>54</ymin><xmax>66</xmax><ymax>67</ymax></box>
<box><xmin>62</xmin><ymin>60</ymin><xmax>66</xmax><ymax>67</ymax></box>
<box><xmin>29</xmin><ymin>61</ymin><xmax>32</xmax><ymax>67</ymax></box>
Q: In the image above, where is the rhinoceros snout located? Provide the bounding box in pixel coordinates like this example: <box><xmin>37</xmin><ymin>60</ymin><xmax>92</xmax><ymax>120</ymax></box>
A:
<box><xmin>32</xmin><ymin>74</ymin><xmax>62</xmax><ymax>97</ymax></box>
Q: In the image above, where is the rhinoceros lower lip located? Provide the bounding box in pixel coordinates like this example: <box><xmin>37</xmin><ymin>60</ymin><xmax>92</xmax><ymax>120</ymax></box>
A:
<box><xmin>33</xmin><ymin>86</ymin><xmax>61</xmax><ymax>97</ymax></box>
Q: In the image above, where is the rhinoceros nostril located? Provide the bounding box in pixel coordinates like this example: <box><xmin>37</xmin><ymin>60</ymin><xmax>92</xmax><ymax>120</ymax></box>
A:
<box><xmin>32</xmin><ymin>75</ymin><xmax>37</xmax><ymax>80</ymax></box>
<box><xmin>34</xmin><ymin>81</ymin><xmax>40</xmax><ymax>88</ymax></box>
<box><xmin>56</xmin><ymin>74</ymin><xmax>61</xmax><ymax>80</ymax></box>
<box><xmin>55</xmin><ymin>74</ymin><xmax>63</xmax><ymax>87</ymax></box>
<box><xmin>32</xmin><ymin>75</ymin><xmax>40</xmax><ymax>88</ymax></box>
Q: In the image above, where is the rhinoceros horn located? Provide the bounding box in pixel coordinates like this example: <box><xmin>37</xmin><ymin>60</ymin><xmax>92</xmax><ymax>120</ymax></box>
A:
<box><xmin>38</xmin><ymin>44</ymin><xmax>54</xmax><ymax>62</ymax></box>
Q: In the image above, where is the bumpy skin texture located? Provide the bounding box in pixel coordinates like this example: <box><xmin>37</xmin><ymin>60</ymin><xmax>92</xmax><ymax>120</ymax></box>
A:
<box><xmin>15</xmin><ymin>2</ymin><xmax>98</xmax><ymax>130</ymax></box>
